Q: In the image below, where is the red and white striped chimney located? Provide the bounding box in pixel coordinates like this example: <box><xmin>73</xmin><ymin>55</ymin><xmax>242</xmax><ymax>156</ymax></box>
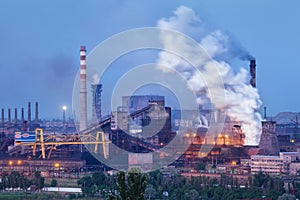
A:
<box><xmin>80</xmin><ymin>46</ymin><xmax>87</xmax><ymax>131</ymax></box>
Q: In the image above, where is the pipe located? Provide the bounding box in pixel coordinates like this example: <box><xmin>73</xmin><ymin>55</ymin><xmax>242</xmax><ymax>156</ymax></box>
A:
<box><xmin>1</xmin><ymin>108</ymin><xmax>4</xmax><ymax>127</ymax></box>
<box><xmin>35</xmin><ymin>102</ymin><xmax>38</xmax><ymax>124</ymax></box>
<box><xmin>14</xmin><ymin>108</ymin><xmax>17</xmax><ymax>124</ymax></box>
<box><xmin>21</xmin><ymin>108</ymin><xmax>24</xmax><ymax>125</ymax></box>
<box><xmin>28</xmin><ymin>102</ymin><xmax>31</xmax><ymax>124</ymax></box>
<box><xmin>8</xmin><ymin>108</ymin><xmax>11</xmax><ymax>126</ymax></box>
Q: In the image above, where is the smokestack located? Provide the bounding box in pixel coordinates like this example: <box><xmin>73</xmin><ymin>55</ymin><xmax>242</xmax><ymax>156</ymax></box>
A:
<box><xmin>21</xmin><ymin>108</ymin><xmax>24</xmax><ymax>125</ymax></box>
<box><xmin>14</xmin><ymin>108</ymin><xmax>17</xmax><ymax>124</ymax></box>
<box><xmin>264</xmin><ymin>106</ymin><xmax>267</xmax><ymax>120</ymax></box>
<box><xmin>80</xmin><ymin>46</ymin><xmax>87</xmax><ymax>131</ymax></box>
<box><xmin>28</xmin><ymin>102</ymin><xmax>31</xmax><ymax>124</ymax></box>
<box><xmin>250</xmin><ymin>59</ymin><xmax>256</xmax><ymax>88</ymax></box>
<box><xmin>8</xmin><ymin>108</ymin><xmax>11</xmax><ymax>126</ymax></box>
<box><xmin>1</xmin><ymin>109</ymin><xmax>4</xmax><ymax>127</ymax></box>
<box><xmin>35</xmin><ymin>102</ymin><xmax>38</xmax><ymax>124</ymax></box>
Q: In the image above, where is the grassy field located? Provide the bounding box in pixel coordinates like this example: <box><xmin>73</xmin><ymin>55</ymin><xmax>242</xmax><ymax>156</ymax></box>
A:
<box><xmin>0</xmin><ymin>192</ymin><xmax>63</xmax><ymax>200</ymax></box>
<box><xmin>44</xmin><ymin>177</ymin><xmax>79</xmax><ymax>187</ymax></box>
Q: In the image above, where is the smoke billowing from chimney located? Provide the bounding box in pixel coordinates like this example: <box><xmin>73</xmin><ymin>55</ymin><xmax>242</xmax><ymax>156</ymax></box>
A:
<box><xmin>157</xmin><ymin>6</ymin><xmax>262</xmax><ymax>145</ymax></box>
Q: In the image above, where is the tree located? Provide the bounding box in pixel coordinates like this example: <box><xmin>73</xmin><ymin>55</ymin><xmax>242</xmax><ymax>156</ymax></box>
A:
<box><xmin>277</xmin><ymin>193</ymin><xmax>296</xmax><ymax>200</ymax></box>
<box><xmin>185</xmin><ymin>189</ymin><xmax>199</xmax><ymax>200</ymax></box>
<box><xmin>34</xmin><ymin>171</ymin><xmax>45</xmax><ymax>191</ymax></box>
<box><xmin>145</xmin><ymin>185</ymin><xmax>156</xmax><ymax>200</ymax></box>
<box><xmin>77</xmin><ymin>176</ymin><xmax>96</xmax><ymax>196</ymax></box>
<box><xmin>92</xmin><ymin>171</ymin><xmax>106</xmax><ymax>193</ymax></box>
<box><xmin>50</xmin><ymin>179</ymin><xmax>57</xmax><ymax>187</ymax></box>
<box><xmin>112</xmin><ymin>168</ymin><xmax>147</xmax><ymax>200</ymax></box>
<box><xmin>197</xmin><ymin>163</ymin><xmax>206</xmax><ymax>171</ymax></box>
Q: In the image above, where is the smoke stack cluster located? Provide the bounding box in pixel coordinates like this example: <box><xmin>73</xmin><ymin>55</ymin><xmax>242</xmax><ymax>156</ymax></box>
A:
<box><xmin>80</xmin><ymin>46</ymin><xmax>87</xmax><ymax>131</ymax></box>
<box><xmin>250</xmin><ymin>60</ymin><xmax>256</xmax><ymax>88</ymax></box>
<box><xmin>0</xmin><ymin>102</ymin><xmax>39</xmax><ymax>128</ymax></box>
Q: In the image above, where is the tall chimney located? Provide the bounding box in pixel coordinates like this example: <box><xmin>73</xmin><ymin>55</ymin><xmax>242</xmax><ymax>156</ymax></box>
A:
<box><xmin>14</xmin><ymin>108</ymin><xmax>17</xmax><ymax>124</ymax></box>
<box><xmin>21</xmin><ymin>108</ymin><xmax>24</xmax><ymax>125</ymax></box>
<box><xmin>80</xmin><ymin>46</ymin><xmax>87</xmax><ymax>131</ymax></box>
<box><xmin>8</xmin><ymin>108</ymin><xmax>11</xmax><ymax>126</ymax></box>
<box><xmin>28</xmin><ymin>102</ymin><xmax>31</xmax><ymax>124</ymax></box>
<box><xmin>250</xmin><ymin>60</ymin><xmax>256</xmax><ymax>88</ymax></box>
<box><xmin>35</xmin><ymin>102</ymin><xmax>38</xmax><ymax>124</ymax></box>
<box><xmin>263</xmin><ymin>106</ymin><xmax>267</xmax><ymax>120</ymax></box>
<box><xmin>1</xmin><ymin>109</ymin><xmax>4</xmax><ymax>127</ymax></box>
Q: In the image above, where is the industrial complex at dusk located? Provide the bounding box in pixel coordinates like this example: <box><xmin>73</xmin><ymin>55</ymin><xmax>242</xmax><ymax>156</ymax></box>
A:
<box><xmin>0</xmin><ymin>45</ymin><xmax>300</xmax><ymax>192</ymax></box>
<box><xmin>1</xmin><ymin>1</ymin><xmax>300</xmax><ymax>199</ymax></box>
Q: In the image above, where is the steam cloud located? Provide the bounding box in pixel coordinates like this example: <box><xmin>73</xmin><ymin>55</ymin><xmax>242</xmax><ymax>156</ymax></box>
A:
<box><xmin>157</xmin><ymin>6</ymin><xmax>262</xmax><ymax>145</ymax></box>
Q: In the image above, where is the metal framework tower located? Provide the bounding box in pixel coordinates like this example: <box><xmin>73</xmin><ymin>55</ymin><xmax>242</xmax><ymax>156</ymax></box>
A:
<box><xmin>91</xmin><ymin>84</ymin><xmax>102</xmax><ymax>124</ymax></box>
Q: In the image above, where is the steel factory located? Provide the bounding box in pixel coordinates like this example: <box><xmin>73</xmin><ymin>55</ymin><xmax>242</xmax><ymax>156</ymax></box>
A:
<box><xmin>1</xmin><ymin>46</ymin><xmax>300</xmax><ymax>178</ymax></box>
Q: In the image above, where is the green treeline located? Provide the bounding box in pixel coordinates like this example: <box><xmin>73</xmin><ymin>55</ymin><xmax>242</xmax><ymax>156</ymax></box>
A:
<box><xmin>76</xmin><ymin>169</ymin><xmax>300</xmax><ymax>200</ymax></box>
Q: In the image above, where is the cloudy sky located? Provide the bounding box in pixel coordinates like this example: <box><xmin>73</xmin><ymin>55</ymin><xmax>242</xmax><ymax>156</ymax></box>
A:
<box><xmin>0</xmin><ymin>0</ymin><xmax>299</xmax><ymax>119</ymax></box>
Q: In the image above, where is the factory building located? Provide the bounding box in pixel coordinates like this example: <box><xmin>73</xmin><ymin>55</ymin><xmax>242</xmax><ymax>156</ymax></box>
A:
<box><xmin>250</xmin><ymin>151</ymin><xmax>300</xmax><ymax>175</ymax></box>
<box><xmin>251</xmin><ymin>155</ymin><xmax>283</xmax><ymax>175</ymax></box>
<box><xmin>110</xmin><ymin>97</ymin><xmax>175</xmax><ymax>150</ymax></box>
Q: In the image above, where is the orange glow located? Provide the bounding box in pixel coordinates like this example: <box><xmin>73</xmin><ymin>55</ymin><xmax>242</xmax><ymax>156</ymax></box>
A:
<box><xmin>231</xmin><ymin>161</ymin><xmax>237</xmax><ymax>166</ymax></box>
<box><xmin>8</xmin><ymin>160</ymin><xmax>13</xmax><ymax>166</ymax></box>
<box><xmin>17</xmin><ymin>160</ymin><xmax>22</xmax><ymax>165</ymax></box>
<box><xmin>218</xmin><ymin>133</ymin><xmax>222</xmax><ymax>138</ymax></box>
<box><xmin>225</xmin><ymin>134</ymin><xmax>229</xmax><ymax>138</ymax></box>
<box><xmin>192</xmin><ymin>133</ymin><xmax>196</xmax><ymax>137</ymax></box>
<box><xmin>186</xmin><ymin>133</ymin><xmax>190</xmax><ymax>138</ymax></box>
<box><xmin>54</xmin><ymin>163</ymin><xmax>60</xmax><ymax>168</ymax></box>
<box><xmin>159</xmin><ymin>153</ymin><xmax>165</xmax><ymax>158</ymax></box>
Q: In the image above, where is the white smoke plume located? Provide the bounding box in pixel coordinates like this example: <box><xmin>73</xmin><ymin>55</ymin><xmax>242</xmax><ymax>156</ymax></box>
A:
<box><xmin>157</xmin><ymin>6</ymin><xmax>262</xmax><ymax>145</ymax></box>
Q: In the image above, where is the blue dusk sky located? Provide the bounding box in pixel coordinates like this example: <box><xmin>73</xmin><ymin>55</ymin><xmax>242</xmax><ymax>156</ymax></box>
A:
<box><xmin>0</xmin><ymin>0</ymin><xmax>299</xmax><ymax>119</ymax></box>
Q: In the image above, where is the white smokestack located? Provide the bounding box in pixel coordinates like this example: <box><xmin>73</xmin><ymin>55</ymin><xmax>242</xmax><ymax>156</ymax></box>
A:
<box><xmin>80</xmin><ymin>46</ymin><xmax>87</xmax><ymax>131</ymax></box>
<box><xmin>156</xmin><ymin>6</ymin><xmax>262</xmax><ymax>145</ymax></box>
